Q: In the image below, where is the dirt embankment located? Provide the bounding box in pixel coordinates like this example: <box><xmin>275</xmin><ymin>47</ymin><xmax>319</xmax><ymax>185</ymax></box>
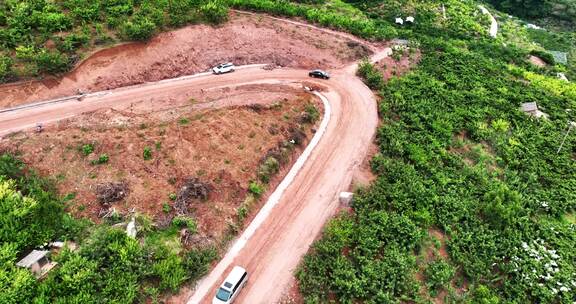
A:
<box><xmin>375</xmin><ymin>48</ymin><xmax>421</xmax><ymax>80</ymax></box>
<box><xmin>0</xmin><ymin>85</ymin><xmax>320</xmax><ymax>239</ymax></box>
<box><xmin>0</xmin><ymin>12</ymin><xmax>375</xmax><ymax>109</ymax></box>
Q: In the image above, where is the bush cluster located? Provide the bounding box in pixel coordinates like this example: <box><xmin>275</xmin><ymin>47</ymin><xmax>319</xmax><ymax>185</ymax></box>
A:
<box><xmin>0</xmin><ymin>0</ymin><xmax>230</xmax><ymax>83</ymax></box>
<box><xmin>294</xmin><ymin>1</ymin><xmax>576</xmax><ymax>303</ymax></box>
<box><xmin>0</xmin><ymin>153</ymin><xmax>219</xmax><ymax>302</ymax></box>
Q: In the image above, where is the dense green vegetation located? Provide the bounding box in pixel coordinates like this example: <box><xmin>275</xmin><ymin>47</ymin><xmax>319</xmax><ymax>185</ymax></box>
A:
<box><xmin>0</xmin><ymin>0</ymin><xmax>229</xmax><ymax>82</ymax></box>
<box><xmin>0</xmin><ymin>154</ymin><xmax>218</xmax><ymax>303</ymax></box>
<box><xmin>487</xmin><ymin>0</ymin><xmax>576</xmax><ymax>26</ymax></box>
<box><xmin>1</xmin><ymin>0</ymin><xmax>574</xmax><ymax>303</ymax></box>
<box><xmin>270</xmin><ymin>0</ymin><xmax>575</xmax><ymax>303</ymax></box>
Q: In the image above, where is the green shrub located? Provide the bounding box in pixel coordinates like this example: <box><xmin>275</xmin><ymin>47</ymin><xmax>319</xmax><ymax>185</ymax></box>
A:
<box><xmin>184</xmin><ymin>246</ymin><xmax>218</xmax><ymax>281</ymax></box>
<box><xmin>248</xmin><ymin>181</ymin><xmax>264</xmax><ymax>197</ymax></box>
<box><xmin>56</xmin><ymin>32</ymin><xmax>90</xmax><ymax>53</ymax></box>
<box><xmin>167</xmin><ymin>0</ymin><xmax>197</xmax><ymax>26</ymax></box>
<box><xmin>172</xmin><ymin>216</ymin><xmax>198</xmax><ymax>233</ymax></box>
<box><xmin>200</xmin><ymin>1</ymin><xmax>229</xmax><ymax>24</ymax></box>
<box><xmin>257</xmin><ymin>157</ymin><xmax>280</xmax><ymax>183</ymax></box>
<box><xmin>470</xmin><ymin>284</ymin><xmax>501</xmax><ymax>303</ymax></box>
<box><xmin>152</xmin><ymin>253</ymin><xmax>187</xmax><ymax>292</ymax></box>
<box><xmin>35</xmin><ymin>50</ymin><xmax>70</xmax><ymax>74</ymax></box>
<box><xmin>0</xmin><ymin>55</ymin><xmax>13</xmax><ymax>83</ymax></box>
<box><xmin>425</xmin><ymin>259</ymin><xmax>455</xmax><ymax>296</ymax></box>
<box><xmin>15</xmin><ymin>45</ymin><xmax>35</xmax><ymax>61</ymax></box>
<box><xmin>143</xmin><ymin>146</ymin><xmax>153</xmax><ymax>160</ymax></box>
<box><xmin>67</xmin><ymin>0</ymin><xmax>102</xmax><ymax>22</ymax></box>
<box><xmin>0</xmin><ymin>180</ymin><xmax>45</xmax><ymax>251</ymax></box>
<box><xmin>121</xmin><ymin>16</ymin><xmax>156</xmax><ymax>41</ymax></box>
<box><xmin>0</xmin><ymin>244</ymin><xmax>37</xmax><ymax>304</ymax></box>
<box><xmin>38</xmin><ymin>12</ymin><xmax>72</xmax><ymax>33</ymax></box>
<box><xmin>357</xmin><ymin>59</ymin><xmax>384</xmax><ymax>90</ymax></box>
<box><xmin>237</xmin><ymin>205</ymin><xmax>248</xmax><ymax>222</ymax></box>
<box><xmin>162</xmin><ymin>202</ymin><xmax>171</xmax><ymax>213</ymax></box>
<box><xmin>303</xmin><ymin>103</ymin><xmax>320</xmax><ymax>123</ymax></box>
<box><xmin>81</xmin><ymin>143</ymin><xmax>94</xmax><ymax>156</ymax></box>
<box><xmin>91</xmin><ymin>154</ymin><xmax>109</xmax><ymax>165</ymax></box>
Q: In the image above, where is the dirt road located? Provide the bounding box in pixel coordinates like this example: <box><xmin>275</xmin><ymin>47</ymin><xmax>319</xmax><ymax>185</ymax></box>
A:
<box><xmin>0</xmin><ymin>49</ymin><xmax>388</xmax><ymax>304</ymax></box>
<box><xmin>0</xmin><ymin>11</ymin><xmax>378</xmax><ymax>109</ymax></box>
<box><xmin>186</xmin><ymin>50</ymin><xmax>389</xmax><ymax>304</ymax></box>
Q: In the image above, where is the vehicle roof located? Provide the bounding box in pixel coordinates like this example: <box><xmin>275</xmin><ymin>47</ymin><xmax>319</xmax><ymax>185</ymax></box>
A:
<box><xmin>221</xmin><ymin>266</ymin><xmax>247</xmax><ymax>289</ymax></box>
<box><xmin>218</xmin><ymin>62</ymin><xmax>233</xmax><ymax>66</ymax></box>
<box><xmin>312</xmin><ymin>69</ymin><xmax>328</xmax><ymax>74</ymax></box>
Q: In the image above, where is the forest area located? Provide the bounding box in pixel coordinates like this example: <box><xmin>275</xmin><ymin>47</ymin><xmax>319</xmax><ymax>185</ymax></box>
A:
<box><xmin>0</xmin><ymin>0</ymin><xmax>575</xmax><ymax>303</ymax></box>
<box><xmin>486</xmin><ymin>0</ymin><xmax>576</xmax><ymax>26</ymax></box>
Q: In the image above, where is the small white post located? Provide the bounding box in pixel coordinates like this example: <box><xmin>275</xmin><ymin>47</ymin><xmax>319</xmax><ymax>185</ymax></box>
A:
<box><xmin>557</xmin><ymin>121</ymin><xmax>576</xmax><ymax>154</ymax></box>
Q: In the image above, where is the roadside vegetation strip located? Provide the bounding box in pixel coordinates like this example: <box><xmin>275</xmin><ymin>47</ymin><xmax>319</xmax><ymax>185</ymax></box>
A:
<box><xmin>187</xmin><ymin>89</ymin><xmax>331</xmax><ymax>304</ymax></box>
<box><xmin>232</xmin><ymin>10</ymin><xmax>379</xmax><ymax>52</ymax></box>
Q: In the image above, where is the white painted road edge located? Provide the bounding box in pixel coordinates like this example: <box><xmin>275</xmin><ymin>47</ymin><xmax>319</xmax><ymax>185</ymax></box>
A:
<box><xmin>0</xmin><ymin>64</ymin><xmax>268</xmax><ymax>114</ymax></box>
<box><xmin>187</xmin><ymin>90</ymin><xmax>332</xmax><ymax>304</ymax></box>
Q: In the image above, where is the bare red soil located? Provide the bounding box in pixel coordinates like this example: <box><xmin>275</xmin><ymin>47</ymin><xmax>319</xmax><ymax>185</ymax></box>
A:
<box><xmin>0</xmin><ymin>12</ymin><xmax>376</xmax><ymax>109</ymax></box>
<box><xmin>0</xmin><ymin>87</ymin><xmax>319</xmax><ymax>239</ymax></box>
<box><xmin>375</xmin><ymin>49</ymin><xmax>421</xmax><ymax>80</ymax></box>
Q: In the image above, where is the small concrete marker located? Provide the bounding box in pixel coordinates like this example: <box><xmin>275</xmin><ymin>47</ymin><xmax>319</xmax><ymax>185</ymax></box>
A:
<box><xmin>126</xmin><ymin>217</ymin><xmax>137</xmax><ymax>238</ymax></box>
<box><xmin>339</xmin><ymin>192</ymin><xmax>354</xmax><ymax>206</ymax></box>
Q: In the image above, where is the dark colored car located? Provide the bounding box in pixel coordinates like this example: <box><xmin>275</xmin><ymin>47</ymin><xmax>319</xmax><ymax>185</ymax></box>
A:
<box><xmin>308</xmin><ymin>70</ymin><xmax>330</xmax><ymax>79</ymax></box>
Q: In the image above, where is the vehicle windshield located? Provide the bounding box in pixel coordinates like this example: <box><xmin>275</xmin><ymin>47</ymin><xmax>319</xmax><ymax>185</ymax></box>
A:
<box><xmin>216</xmin><ymin>288</ymin><xmax>231</xmax><ymax>301</ymax></box>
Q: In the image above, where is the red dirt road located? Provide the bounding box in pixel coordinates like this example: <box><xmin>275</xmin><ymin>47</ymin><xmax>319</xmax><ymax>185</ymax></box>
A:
<box><xmin>186</xmin><ymin>50</ymin><xmax>389</xmax><ymax>304</ymax></box>
<box><xmin>0</xmin><ymin>50</ymin><xmax>388</xmax><ymax>304</ymax></box>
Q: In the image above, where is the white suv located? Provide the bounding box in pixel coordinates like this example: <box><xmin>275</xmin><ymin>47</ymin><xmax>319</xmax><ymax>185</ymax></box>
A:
<box><xmin>212</xmin><ymin>62</ymin><xmax>235</xmax><ymax>74</ymax></box>
<box><xmin>213</xmin><ymin>266</ymin><xmax>248</xmax><ymax>304</ymax></box>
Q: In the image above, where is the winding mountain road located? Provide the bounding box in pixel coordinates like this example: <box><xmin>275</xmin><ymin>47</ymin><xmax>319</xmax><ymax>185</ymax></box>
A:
<box><xmin>0</xmin><ymin>48</ymin><xmax>390</xmax><ymax>304</ymax></box>
<box><xmin>186</xmin><ymin>50</ymin><xmax>389</xmax><ymax>304</ymax></box>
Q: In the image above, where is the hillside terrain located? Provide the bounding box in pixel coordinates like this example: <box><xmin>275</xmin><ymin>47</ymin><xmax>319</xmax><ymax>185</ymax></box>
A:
<box><xmin>0</xmin><ymin>0</ymin><xmax>574</xmax><ymax>304</ymax></box>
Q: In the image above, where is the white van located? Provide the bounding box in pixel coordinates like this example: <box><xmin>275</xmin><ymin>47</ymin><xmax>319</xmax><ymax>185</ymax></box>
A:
<box><xmin>212</xmin><ymin>266</ymin><xmax>249</xmax><ymax>304</ymax></box>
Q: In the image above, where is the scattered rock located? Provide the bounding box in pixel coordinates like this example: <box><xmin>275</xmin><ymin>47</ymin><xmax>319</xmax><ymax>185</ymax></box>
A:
<box><xmin>268</xmin><ymin>125</ymin><xmax>280</xmax><ymax>135</ymax></box>
<box><xmin>95</xmin><ymin>182</ymin><xmax>128</xmax><ymax>204</ymax></box>
<box><xmin>181</xmin><ymin>230</ymin><xmax>213</xmax><ymax>248</ymax></box>
<box><xmin>247</xmin><ymin>104</ymin><xmax>265</xmax><ymax>112</ymax></box>
<box><xmin>288</xmin><ymin>127</ymin><xmax>307</xmax><ymax>146</ymax></box>
<box><xmin>297</xmin><ymin>112</ymin><xmax>312</xmax><ymax>124</ymax></box>
<box><xmin>174</xmin><ymin>177</ymin><xmax>211</xmax><ymax>215</ymax></box>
